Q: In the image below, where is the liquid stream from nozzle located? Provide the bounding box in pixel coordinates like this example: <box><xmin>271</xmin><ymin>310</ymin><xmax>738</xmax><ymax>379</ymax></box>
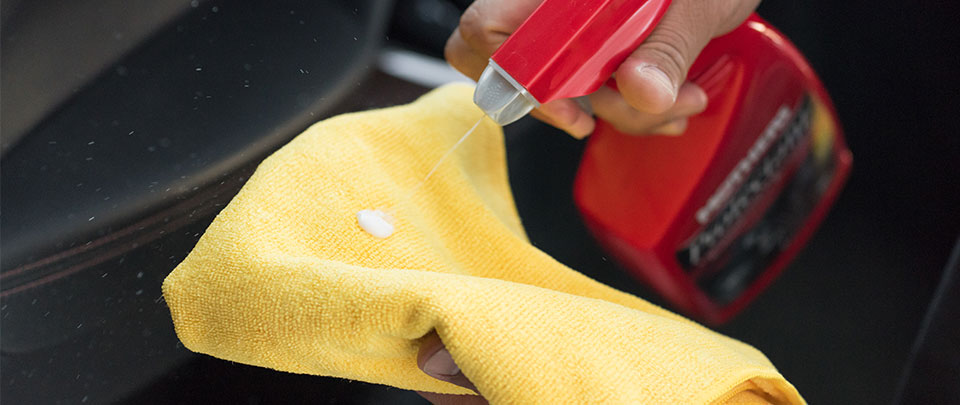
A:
<box><xmin>358</xmin><ymin>114</ymin><xmax>488</xmax><ymax>238</ymax></box>
<box><xmin>408</xmin><ymin>114</ymin><xmax>487</xmax><ymax>194</ymax></box>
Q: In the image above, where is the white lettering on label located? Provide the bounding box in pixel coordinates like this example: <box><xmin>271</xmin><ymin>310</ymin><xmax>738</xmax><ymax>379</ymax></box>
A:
<box><xmin>695</xmin><ymin>106</ymin><xmax>792</xmax><ymax>225</ymax></box>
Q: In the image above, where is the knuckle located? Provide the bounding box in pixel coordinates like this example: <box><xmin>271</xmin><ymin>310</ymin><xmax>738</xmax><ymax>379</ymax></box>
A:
<box><xmin>457</xmin><ymin>5</ymin><xmax>505</xmax><ymax>55</ymax></box>
<box><xmin>608</xmin><ymin>117</ymin><xmax>656</xmax><ymax>135</ymax></box>
<box><xmin>644</xmin><ymin>25</ymin><xmax>693</xmax><ymax>78</ymax></box>
<box><xmin>444</xmin><ymin>32</ymin><xmax>464</xmax><ymax>64</ymax></box>
<box><xmin>593</xmin><ymin>96</ymin><xmax>667</xmax><ymax>134</ymax></box>
<box><xmin>458</xmin><ymin>6</ymin><xmax>483</xmax><ymax>38</ymax></box>
<box><xmin>545</xmin><ymin>103</ymin><xmax>580</xmax><ymax>127</ymax></box>
<box><xmin>613</xmin><ymin>112</ymin><xmax>680</xmax><ymax>135</ymax></box>
<box><xmin>458</xmin><ymin>6</ymin><xmax>491</xmax><ymax>47</ymax></box>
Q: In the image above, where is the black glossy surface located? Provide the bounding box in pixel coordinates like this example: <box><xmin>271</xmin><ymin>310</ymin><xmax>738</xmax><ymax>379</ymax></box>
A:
<box><xmin>1</xmin><ymin>218</ymin><xmax>206</xmax><ymax>403</ymax></box>
<box><xmin>1</xmin><ymin>1</ymin><xmax>394</xmax><ymax>403</ymax></box>
<box><xmin>0</xmin><ymin>0</ymin><xmax>201</xmax><ymax>152</ymax></box>
<box><xmin>1</xmin><ymin>0</ymin><xmax>390</xmax><ymax>271</ymax></box>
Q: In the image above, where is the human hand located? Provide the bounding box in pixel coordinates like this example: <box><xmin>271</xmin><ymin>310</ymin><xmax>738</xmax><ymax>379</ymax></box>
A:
<box><xmin>415</xmin><ymin>331</ymin><xmax>486</xmax><ymax>405</ymax></box>
<box><xmin>445</xmin><ymin>0</ymin><xmax>762</xmax><ymax>138</ymax></box>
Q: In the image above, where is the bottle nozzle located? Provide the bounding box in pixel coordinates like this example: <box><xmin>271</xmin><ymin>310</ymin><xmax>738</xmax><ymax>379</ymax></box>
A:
<box><xmin>473</xmin><ymin>60</ymin><xmax>540</xmax><ymax>126</ymax></box>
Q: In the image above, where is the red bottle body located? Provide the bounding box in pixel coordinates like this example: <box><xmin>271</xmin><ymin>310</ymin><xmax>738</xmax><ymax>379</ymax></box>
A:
<box><xmin>575</xmin><ymin>16</ymin><xmax>852</xmax><ymax>323</ymax></box>
<box><xmin>493</xmin><ymin>1</ymin><xmax>852</xmax><ymax>323</ymax></box>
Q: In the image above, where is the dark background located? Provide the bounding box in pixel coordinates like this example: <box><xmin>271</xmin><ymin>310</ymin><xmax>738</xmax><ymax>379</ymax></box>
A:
<box><xmin>2</xmin><ymin>0</ymin><xmax>958</xmax><ymax>403</ymax></box>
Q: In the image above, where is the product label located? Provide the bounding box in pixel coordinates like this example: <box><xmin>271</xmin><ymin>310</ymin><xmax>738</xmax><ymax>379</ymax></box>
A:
<box><xmin>676</xmin><ymin>94</ymin><xmax>840</xmax><ymax>304</ymax></box>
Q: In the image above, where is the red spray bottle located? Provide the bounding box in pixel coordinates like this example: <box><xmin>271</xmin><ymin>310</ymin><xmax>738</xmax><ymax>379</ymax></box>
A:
<box><xmin>473</xmin><ymin>0</ymin><xmax>852</xmax><ymax>324</ymax></box>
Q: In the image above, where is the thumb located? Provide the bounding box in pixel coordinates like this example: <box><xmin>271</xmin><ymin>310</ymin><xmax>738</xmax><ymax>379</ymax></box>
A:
<box><xmin>417</xmin><ymin>331</ymin><xmax>478</xmax><ymax>393</ymax></box>
<box><xmin>615</xmin><ymin>3</ymin><xmax>715</xmax><ymax>114</ymax></box>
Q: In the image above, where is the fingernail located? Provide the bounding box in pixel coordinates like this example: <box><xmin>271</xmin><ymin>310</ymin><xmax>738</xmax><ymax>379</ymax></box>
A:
<box><xmin>422</xmin><ymin>348</ymin><xmax>460</xmax><ymax>377</ymax></box>
<box><xmin>636</xmin><ymin>64</ymin><xmax>677</xmax><ymax>102</ymax></box>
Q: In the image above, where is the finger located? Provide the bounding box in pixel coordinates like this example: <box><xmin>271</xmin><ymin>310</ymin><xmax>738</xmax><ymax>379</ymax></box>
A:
<box><xmin>444</xmin><ymin>28</ymin><xmax>493</xmax><ymax>80</ymax></box>
<box><xmin>416</xmin><ymin>391</ymin><xmax>489</xmax><ymax>405</ymax></box>
<box><xmin>590</xmin><ymin>82</ymin><xmax>706</xmax><ymax>135</ymax></box>
<box><xmin>715</xmin><ymin>0</ymin><xmax>763</xmax><ymax>34</ymax></box>
<box><xmin>457</xmin><ymin>0</ymin><xmax>543</xmax><ymax>55</ymax></box>
<box><xmin>417</xmin><ymin>331</ymin><xmax>478</xmax><ymax>393</ymax></box>
<box><xmin>531</xmin><ymin>99</ymin><xmax>596</xmax><ymax>139</ymax></box>
<box><xmin>648</xmin><ymin>118</ymin><xmax>689</xmax><ymax>136</ymax></box>
<box><xmin>615</xmin><ymin>1</ymin><xmax>716</xmax><ymax>114</ymax></box>
<box><xmin>446</xmin><ymin>0</ymin><xmax>545</xmax><ymax>80</ymax></box>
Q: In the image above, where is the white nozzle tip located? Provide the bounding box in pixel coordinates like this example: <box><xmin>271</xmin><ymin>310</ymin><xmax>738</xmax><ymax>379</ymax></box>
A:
<box><xmin>474</xmin><ymin>60</ymin><xmax>539</xmax><ymax>126</ymax></box>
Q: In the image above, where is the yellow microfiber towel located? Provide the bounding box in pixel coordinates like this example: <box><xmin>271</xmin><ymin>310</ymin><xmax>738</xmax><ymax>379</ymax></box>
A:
<box><xmin>162</xmin><ymin>84</ymin><xmax>804</xmax><ymax>404</ymax></box>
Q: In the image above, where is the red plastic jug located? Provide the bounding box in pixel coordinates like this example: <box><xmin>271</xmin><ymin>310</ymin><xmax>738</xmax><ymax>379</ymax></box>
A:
<box><xmin>475</xmin><ymin>0</ymin><xmax>852</xmax><ymax>323</ymax></box>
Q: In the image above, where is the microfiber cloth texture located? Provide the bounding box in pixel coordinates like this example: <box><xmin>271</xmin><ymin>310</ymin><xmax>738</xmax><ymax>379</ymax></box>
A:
<box><xmin>162</xmin><ymin>84</ymin><xmax>804</xmax><ymax>404</ymax></box>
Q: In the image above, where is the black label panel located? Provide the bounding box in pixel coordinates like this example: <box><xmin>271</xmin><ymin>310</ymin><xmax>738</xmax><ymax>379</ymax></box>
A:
<box><xmin>676</xmin><ymin>95</ymin><xmax>839</xmax><ymax>304</ymax></box>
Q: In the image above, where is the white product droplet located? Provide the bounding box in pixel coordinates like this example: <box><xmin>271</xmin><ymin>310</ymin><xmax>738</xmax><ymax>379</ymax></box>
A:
<box><xmin>357</xmin><ymin>209</ymin><xmax>394</xmax><ymax>238</ymax></box>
